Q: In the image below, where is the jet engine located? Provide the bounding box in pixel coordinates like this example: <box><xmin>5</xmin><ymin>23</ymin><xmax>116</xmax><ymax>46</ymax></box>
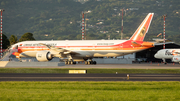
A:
<box><xmin>172</xmin><ymin>56</ymin><xmax>180</xmax><ymax>62</ymax></box>
<box><xmin>36</xmin><ymin>51</ymin><xmax>53</xmax><ymax>62</ymax></box>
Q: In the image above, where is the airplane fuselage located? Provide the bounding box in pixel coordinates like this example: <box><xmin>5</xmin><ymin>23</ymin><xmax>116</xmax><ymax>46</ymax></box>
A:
<box><xmin>154</xmin><ymin>49</ymin><xmax>180</xmax><ymax>63</ymax></box>
<box><xmin>154</xmin><ymin>49</ymin><xmax>180</xmax><ymax>59</ymax></box>
<box><xmin>12</xmin><ymin>40</ymin><xmax>153</xmax><ymax>58</ymax></box>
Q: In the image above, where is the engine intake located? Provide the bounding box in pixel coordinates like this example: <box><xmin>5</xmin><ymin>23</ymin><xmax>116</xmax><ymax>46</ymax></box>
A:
<box><xmin>172</xmin><ymin>56</ymin><xmax>180</xmax><ymax>62</ymax></box>
<box><xmin>36</xmin><ymin>51</ymin><xmax>53</xmax><ymax>62</ymax></box>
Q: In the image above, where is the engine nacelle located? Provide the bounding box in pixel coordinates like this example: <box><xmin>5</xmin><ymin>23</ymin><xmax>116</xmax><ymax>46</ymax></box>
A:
<box><xmin>172</xmin><ymin>56</ymin><xmax>180</xmax><ymax>62</ymax></box>
<box><xmin>36</xmin><ymin>51</ymin><xmax>53</xmax><ymax>62</ymax></box>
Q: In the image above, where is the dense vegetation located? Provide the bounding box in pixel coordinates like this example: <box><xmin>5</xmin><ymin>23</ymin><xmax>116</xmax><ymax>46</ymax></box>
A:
<box><xmin>1</xmin><ymin>0</ymin><xmax>180</xmax><ymax>43</ymax></box>
<box><xmin>2</xmin><ymin>32</ymin><xmax>35</xmax><ymax>49</ymax></box>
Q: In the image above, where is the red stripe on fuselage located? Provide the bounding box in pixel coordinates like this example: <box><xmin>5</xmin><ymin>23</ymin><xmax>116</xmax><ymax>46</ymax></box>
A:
<box><xmin>15</xmin><ymin>40</ymin><xmax>151</xmax><ymax>55</ymax></box>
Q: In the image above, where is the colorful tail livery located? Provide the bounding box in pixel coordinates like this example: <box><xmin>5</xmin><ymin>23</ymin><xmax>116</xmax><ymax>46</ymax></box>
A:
<box><xmin>130</xmin><ymin>13</ymin><xmax>154</xmax><ymax>41</ymax></box>
<box><xmin>10</xmin><ymin>13</ymin><xmax>154</xmax><ymax>65</ymax></box>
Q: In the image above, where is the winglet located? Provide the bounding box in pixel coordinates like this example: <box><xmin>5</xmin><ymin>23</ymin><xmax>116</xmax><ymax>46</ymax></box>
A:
<box><xmin>129</xmin><ymin>13</ymin><xmax>154</xmax><ymax>41</ymax></box>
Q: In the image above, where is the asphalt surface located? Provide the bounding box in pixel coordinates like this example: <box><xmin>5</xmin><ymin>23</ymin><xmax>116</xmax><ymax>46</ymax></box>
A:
<box><xmin>1</xmin><ymin>73</ymin><xmax>180</xmax><ymax>81</ymax></box>
<box><xmin>1</xmin><ymin>63</ymin><xmax>180</xmax><ymax>81</ymax></box>
<box><xmin>2</xmin><ymin>63</ymin><xmax>180</xmax><ymax>69</ymax></box>
<box><xmin>60</xmin><ymin>63</ymin><xmax>180</xmax><ymax>69</ymax></box>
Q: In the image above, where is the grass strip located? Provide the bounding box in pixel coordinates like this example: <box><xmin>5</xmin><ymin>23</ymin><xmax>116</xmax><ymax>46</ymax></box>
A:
<box><xmin>0</xmin><ymin>68</ymin><xmax>180</xmax><ymax>74</ymax></box>
<box><xmin>0</xmin><ymin>81</ymin><xmax>180</xmax><ymax>101</ymax></box>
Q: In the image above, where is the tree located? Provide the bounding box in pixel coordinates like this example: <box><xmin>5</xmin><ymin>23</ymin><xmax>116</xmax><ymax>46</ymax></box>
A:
<box><xmin>2</xmin><ymin>34</ymin><xmax>10</xmax><ymax>49</ymax></box>
<box><xmin>9</xmin><ymin>35</ymin><xmax>18</xmax><ymax>45</ymax></box>
<box><xmin>19</xmin><ymin>32</ymin><xmax>35</xmax><ymax>42</ymax></box>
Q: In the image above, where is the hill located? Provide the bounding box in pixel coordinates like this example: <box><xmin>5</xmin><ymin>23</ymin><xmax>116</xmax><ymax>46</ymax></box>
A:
<box><xmin>1</xmin><ymin>0</ymin><xmax>180</xmax><ymax>44</ymax></box>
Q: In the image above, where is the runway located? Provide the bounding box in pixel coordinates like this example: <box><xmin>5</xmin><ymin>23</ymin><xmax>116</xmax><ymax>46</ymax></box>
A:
<box><xmin>1</xmin><ymin>63</ymin><xmax>180</xmax><ymax>81</ymax></box>
<box><xmin>61</xmin><ymin>63</ymin><xmax>180</xmax><ymax>69</ymax></box>
<box><xmin>1</xmin><ymin>73</ymin><xmax>180</xmax><ymax>81</ymax></box>
<box><xmin>2</xmin><ymin>63</ymin><xmax>180</xmax><ymax>69</ymax></box>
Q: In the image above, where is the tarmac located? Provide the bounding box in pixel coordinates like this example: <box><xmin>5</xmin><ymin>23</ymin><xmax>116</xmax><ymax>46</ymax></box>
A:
<box><xmin>0</xmin><ymin>61</ymin><xmax>180</xmax><ymax>69</ymax></box>
<box><xmin>1</xmin><ymin>62</ymin><xmax>180</xmax><ymax>81</ymax></box>
<box><xmin>59</xmin><ymin>63</ymin><xmax>180</xmax><ymax>69</ymax></box>
<box><xmin>0</xmin><ymin>61</ymin><xmax>65</xmax><ymax>67</ymax></box>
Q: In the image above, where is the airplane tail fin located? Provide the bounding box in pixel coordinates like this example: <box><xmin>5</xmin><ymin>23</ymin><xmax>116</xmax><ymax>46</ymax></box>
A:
<box><xmin>129</xmin><ymin>13</ymin><xmax>154</xmax><ymax>41</ymax></box>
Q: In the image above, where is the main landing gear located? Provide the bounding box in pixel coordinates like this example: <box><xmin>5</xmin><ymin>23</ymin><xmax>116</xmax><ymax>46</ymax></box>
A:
<box><xmin>85</xmin><ymin>61</ymin><xmax>96</xmax><ymax>65</ymax></box>
<box><xmin>65</xmin><ymin>61</ymin><xmax>76</xmax><ymax>65</ymax></box>
<box><xmin>18</xmin><ymin>57</ymin><xmax>22</xmax><ymax>62</ymax></box>
<box><xmin>64</xmin><ymin>54</ymin><xmax>76</xmax><ymax>65</ymax></box>
<box><xmin>65</xmin><ymin>60</ymin><xmax>97</xmax><ymax>65</ymax></box>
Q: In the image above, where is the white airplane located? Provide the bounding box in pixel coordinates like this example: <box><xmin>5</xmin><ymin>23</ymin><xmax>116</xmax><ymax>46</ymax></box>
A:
<box><xmin>154</xmin><ymin>49</ymin><xmax>180</xmax><ymax>64</ymax></box>
<box><xmin>10</xmin><ymin>13</ymin><xmax>154</xmax><ymax>65</ymax></box>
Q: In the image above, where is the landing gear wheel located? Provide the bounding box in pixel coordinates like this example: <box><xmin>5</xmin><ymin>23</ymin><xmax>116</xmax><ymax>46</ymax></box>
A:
<box><xmin>88</xmin><ymin>61</ymin><xmax>91</xmax><ymax>65</ymax></box>
<box><xmin>70</xmin><ymin>61</ymin><xmax>74</xmax><ymax>65</ymax></box>
<box><xmin>65</xmin><ymin>61</ymin><xmax>76</xmax><ymax>65</ymax></box>
<box><xmin>93</xmin><ymin>61</ymin><xmax>96</xmax><ymax>65</ymax></box>
<box><xmin>73</xmin><ymin>61</ymin><xmax>76</xmax><ymax>64</ymax></box>
<box><xmin>67</xmin><ymin>61</ymin><xmax>70</xmax><ymax>65</ymax></box>
<box><xmin>85</xmin><ymin>60</ymin><xmax>97</xmax><ymax>65</ymax></box>
<box><xmin>65</xmin><ymin>61</ymin><xmax>68</xmax><ymax>65</ymax></box>
<box><xmin>85</xmin><ymin>61</ymin><xmax>88</xmax><ymax>65</ymax></box>
<box><xmin>18</xmin><ymin>58</ymin><xmax>22</xmax><ymax>62</ymax></box>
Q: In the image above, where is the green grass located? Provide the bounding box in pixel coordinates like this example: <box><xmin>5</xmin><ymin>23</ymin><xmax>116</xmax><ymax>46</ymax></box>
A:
<box><xmin>0</xmin><ymin>81</ymin><xmax>180</xmax><ymax>101</ymax></box>
<box><xmin>1</xmin><ymin>68</ymin><xmax>180</xmax><ymax>74</ymax></box>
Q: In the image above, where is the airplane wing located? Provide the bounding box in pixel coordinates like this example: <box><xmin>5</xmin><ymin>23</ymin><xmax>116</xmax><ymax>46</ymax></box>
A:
<box><xmin>39</xmin><ymin>43</ymin><xmax>79</xmax><ymax>55</ymax></box>
<box><xmin>39</xmin><ymin>43</ymin><xmax>93</xmax><ymax>60</ymax></box>
<box><xmin>154</xmin><ymin>42</ymin><xmax>174</xmax><ymax>46</ymax></box>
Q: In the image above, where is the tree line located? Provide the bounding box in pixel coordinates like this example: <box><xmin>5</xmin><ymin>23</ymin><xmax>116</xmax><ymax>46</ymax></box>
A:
<box><xmin>2</xmin><ymin>32</ymin><xmax>35</xmax><ymax>49</ymax></box>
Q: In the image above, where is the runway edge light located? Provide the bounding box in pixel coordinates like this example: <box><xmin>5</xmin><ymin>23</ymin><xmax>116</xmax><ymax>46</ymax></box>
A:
<box><xmin>127</xmin><ymin>74</ymin><xmax>129</xmax><ymax>80</ymax></box>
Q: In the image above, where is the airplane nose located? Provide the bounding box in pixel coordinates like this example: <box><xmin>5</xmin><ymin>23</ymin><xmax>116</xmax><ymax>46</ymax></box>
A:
<box><xmin>154</xmin><ymin>54</ymin><xmax>158</xmax><ymax>58</ymax></box>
